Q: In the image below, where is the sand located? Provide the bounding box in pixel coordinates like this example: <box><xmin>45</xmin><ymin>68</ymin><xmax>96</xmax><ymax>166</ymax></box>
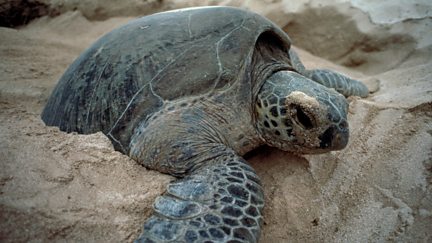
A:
<box><xmin>1</xmin><ymin>1</ymin><xmax>431</xmax><ymax>242</ymax></box>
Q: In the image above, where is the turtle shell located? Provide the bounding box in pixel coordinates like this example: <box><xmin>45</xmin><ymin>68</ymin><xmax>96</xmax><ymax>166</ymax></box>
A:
<box><xmin>42</xmin><ymin>6</ymin><xmax>293</xmax><ymax>152</ymax></box>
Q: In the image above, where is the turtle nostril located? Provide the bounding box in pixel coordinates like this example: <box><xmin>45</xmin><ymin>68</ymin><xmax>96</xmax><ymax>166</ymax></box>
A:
<box><xmin>295</xmin><ymin>106</ymin><xmax>313</xmax><ymax>129</ymax></box>
<box><xmin>339</xmin><ymin>120</ymin><xmax>348</xmax><ymax>131</ymax></box>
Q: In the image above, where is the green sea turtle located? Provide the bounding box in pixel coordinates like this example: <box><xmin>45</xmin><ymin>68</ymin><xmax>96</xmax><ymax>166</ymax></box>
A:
<box><xmin>42</xmin><ymin>6</ymin><xmax>368</xmax><ymax>243</ymax></box>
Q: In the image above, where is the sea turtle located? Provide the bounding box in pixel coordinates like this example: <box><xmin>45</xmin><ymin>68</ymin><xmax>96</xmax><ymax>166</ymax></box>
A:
<box><xmin>42</xmin><ymin>6</ymin><xmax>368</xmax><ymax>243</ymax></box>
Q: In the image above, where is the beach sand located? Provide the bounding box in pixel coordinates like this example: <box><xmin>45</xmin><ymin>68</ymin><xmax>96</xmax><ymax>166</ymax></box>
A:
<box><xmin>1</xmin><ymin>1</ymin><xmax>431</xmax><ymax>242</ymax></box>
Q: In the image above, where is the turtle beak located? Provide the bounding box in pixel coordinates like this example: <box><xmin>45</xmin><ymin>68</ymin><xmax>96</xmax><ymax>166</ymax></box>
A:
<box><xmin>318</xmin><ymin>121</ymin><xmax>349</xmax><ymax>150</ymax></box>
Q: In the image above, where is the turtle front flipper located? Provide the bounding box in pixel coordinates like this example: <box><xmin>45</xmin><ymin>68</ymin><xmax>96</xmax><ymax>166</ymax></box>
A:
<box><xmin>135</xmin><ymin>149</ymin><xmax>263</xmax><ymax>243</ymax></box>
<box><xmin>306</xmin><ymin>69</ymin><xmax>369</xmax><ymax>98</ymax></box>
<box><xmin>288</xmin><ymin>49</ymin><xmax>368</xmax><ymax>98</ymax></box>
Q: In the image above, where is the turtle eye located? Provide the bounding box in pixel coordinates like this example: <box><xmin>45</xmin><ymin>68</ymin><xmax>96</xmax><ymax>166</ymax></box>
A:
<box><xmin>293</xmin><ymin>105</ymin><xmax>314</xmax><ymax>129</ymax></box>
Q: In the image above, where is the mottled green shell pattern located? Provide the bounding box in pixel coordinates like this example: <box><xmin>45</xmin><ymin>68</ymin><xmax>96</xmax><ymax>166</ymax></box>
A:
<box><xmin>41</xmin><ymin>7</ymin><xmax>292</xmax><ymax>152</ymax></box>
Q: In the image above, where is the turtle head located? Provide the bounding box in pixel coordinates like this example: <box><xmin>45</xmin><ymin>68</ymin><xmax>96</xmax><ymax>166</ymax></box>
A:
<box><xmin>255</xmin><ymin>71</ymin><xmax>349</xmax><ymax>154</ymax></box>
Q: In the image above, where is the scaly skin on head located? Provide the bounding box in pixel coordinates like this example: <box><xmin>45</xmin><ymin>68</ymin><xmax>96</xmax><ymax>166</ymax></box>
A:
<box><xmin>38</xmin><ymin>6</ymin><xmax>369</xmax><ymax>242</ymax></box>
<box><xmin>255</xmin><ymin>70</ymin><xmax>349</xmax><ymax>154</ymax></box>
<box><xmin>129</xmin><ymin>69</ymin><xmax>354</xmax><ymax>242</ymax></box>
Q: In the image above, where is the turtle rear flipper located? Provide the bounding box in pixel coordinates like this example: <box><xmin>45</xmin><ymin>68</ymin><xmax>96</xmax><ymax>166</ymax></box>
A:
<box><xmin>136</xmin><ymin>149</ymin><xmax>263</xmax><ymax>243</ymax></box>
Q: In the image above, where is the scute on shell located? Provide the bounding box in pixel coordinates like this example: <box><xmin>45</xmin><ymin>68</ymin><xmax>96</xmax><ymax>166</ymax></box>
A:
<box><xmin>42</xmin><ymin>6</ymin><xmax>292</xmax><ymax>152</ymax></box>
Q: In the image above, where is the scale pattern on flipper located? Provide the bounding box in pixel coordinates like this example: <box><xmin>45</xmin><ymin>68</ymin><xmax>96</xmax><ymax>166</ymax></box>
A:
<box><xmin>40</xmin><ymin>6</ymin><xmax>365</xmax><ymax>243</ymax></box>
<box><xmin>308</xmin><ymin>69</ymin><xmax>369</xmax><ymax>98</ymax></box>
<box><xmin>135</xmin><ymin>150</ymin><xmax>264</xmax><ymax>243</ymax></box>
